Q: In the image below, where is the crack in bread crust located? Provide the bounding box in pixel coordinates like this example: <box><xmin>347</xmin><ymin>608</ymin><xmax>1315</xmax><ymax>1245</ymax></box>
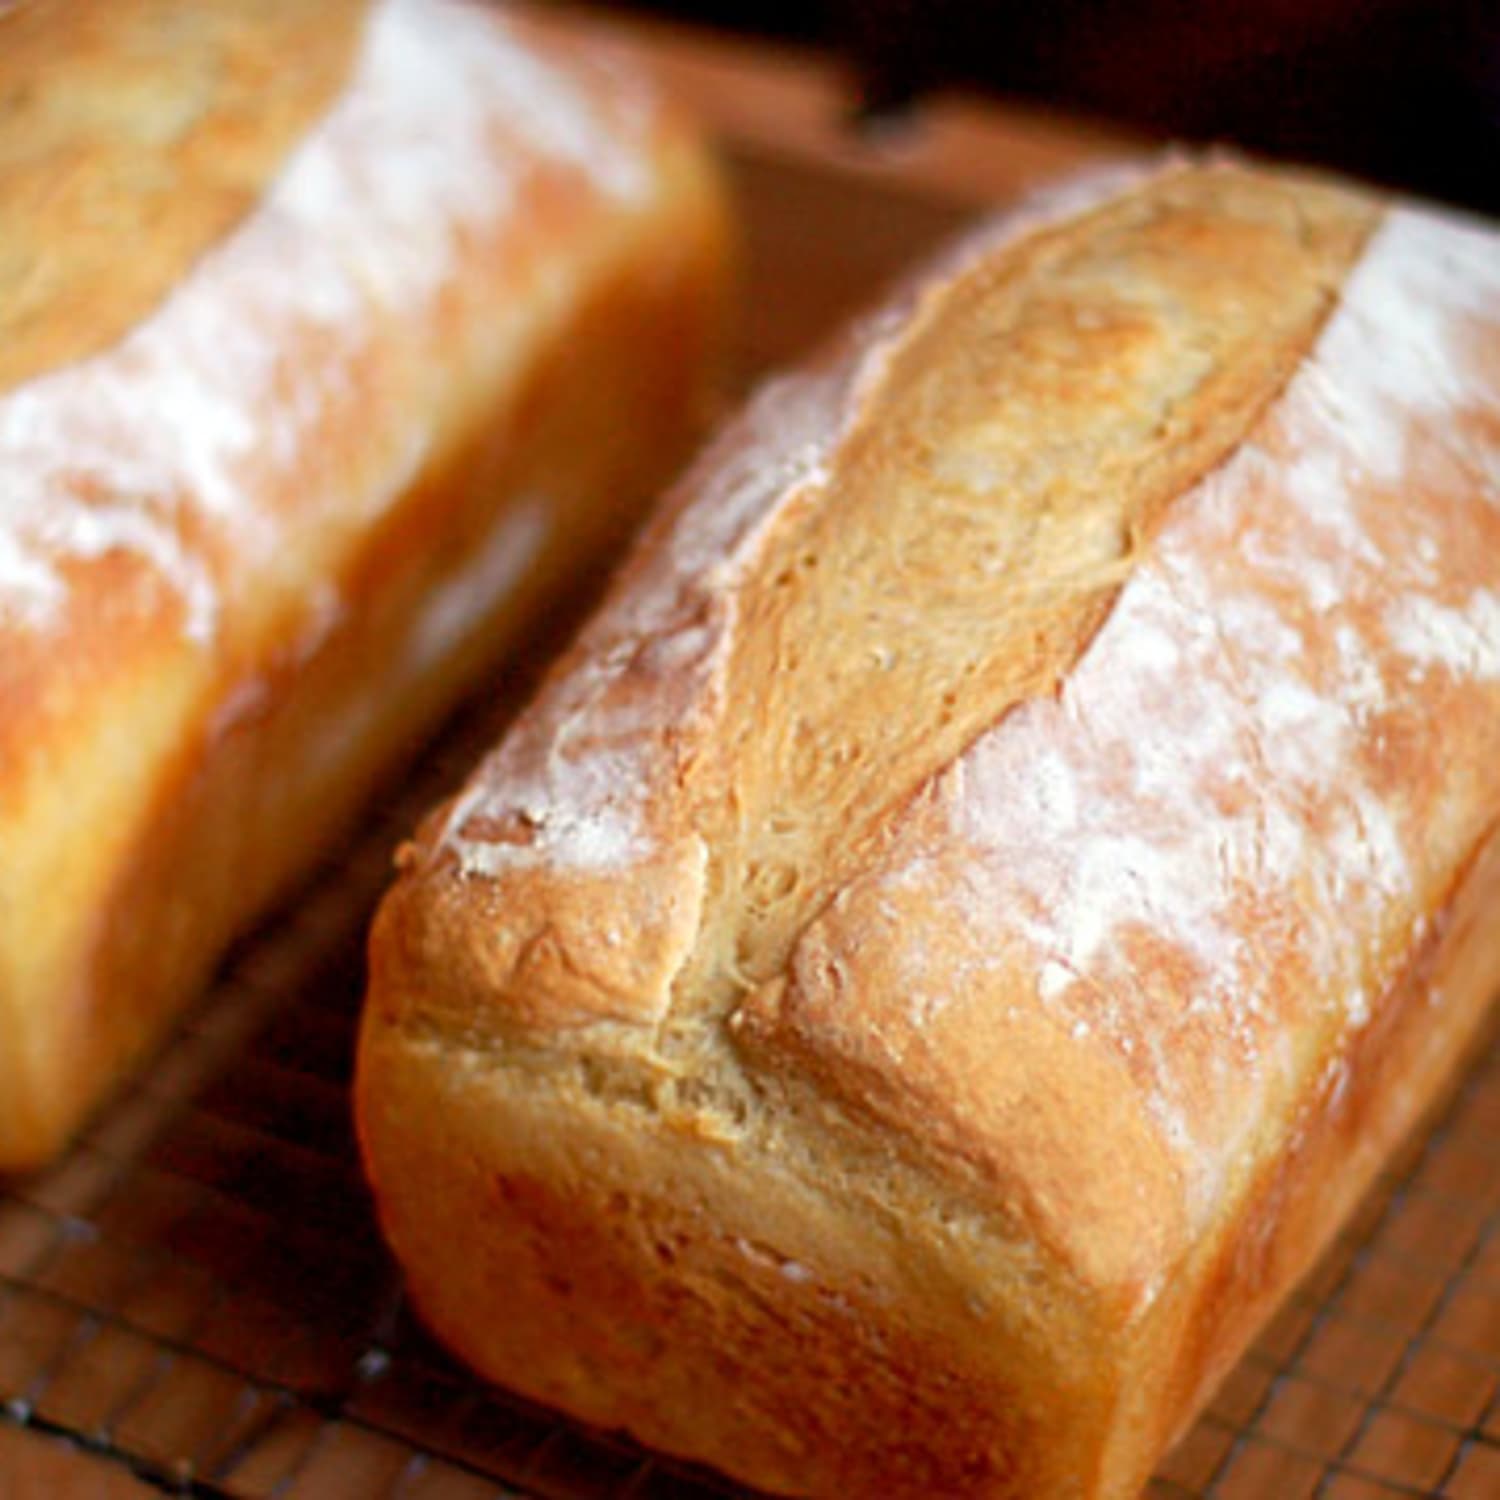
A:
<box><xmin>676</xmin><ymin>165</ymin><xmax>1377</xmax><ymax>1027</ymax></box>
<box><xmin>428</xmin><ymin>162</ymin><xmax>1377</xmax><ymax>1056</ymax></box>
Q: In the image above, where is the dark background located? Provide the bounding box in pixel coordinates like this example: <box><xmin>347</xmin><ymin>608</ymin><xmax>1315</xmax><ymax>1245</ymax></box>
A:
<box><xmin>606</xmin><ymin>0</ymin><xmax>1500</xmax><ymax>216</ymax></box>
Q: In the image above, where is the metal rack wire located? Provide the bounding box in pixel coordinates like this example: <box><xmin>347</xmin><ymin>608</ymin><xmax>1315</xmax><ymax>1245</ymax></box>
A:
<box><xmin>0</xmin><ymin>656</ymin><xmax>1494</xmax><ymax>1498</ymax></box>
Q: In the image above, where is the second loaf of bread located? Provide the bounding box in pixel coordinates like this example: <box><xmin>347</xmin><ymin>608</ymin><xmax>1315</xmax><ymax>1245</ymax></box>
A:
<box><xmin>0</xmin><ymin>0</ymin><xmax>729</xmax><ymax>1167</ymax></box>
<box><xmin>359</xmin><ymin>159</ymin><xmax>1500</xmax><ymax>1498</ymax></box>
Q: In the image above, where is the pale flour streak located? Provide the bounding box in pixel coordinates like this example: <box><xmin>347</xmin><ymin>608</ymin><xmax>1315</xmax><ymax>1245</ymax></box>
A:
<box><xmin>0</xmin><ymin>0</ymin><xmax>651</xmax><ymax>642</ymax></box>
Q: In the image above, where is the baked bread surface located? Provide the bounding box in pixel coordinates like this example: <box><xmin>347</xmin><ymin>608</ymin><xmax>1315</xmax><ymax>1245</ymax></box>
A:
<box><xmin>0</xmin><ymin>0</ymin><xmax>731</xmax><ymax>1166</ymax></box>
<box><xmin>359</xmin><ymin>161</ymin><xmax>1500</xmax><ymax>1497</ymax></box>
<box><xmin>0</xmin><ymin>0</ymin><xmax>367</xmax><ymax>390</ymax></box>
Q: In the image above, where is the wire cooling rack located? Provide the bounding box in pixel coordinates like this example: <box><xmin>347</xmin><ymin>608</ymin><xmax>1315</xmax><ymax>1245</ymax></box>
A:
<box><xmin>0</xmin><ymin>635</ymin><xmax>1495</xmax><ymax>1499</ymax></box>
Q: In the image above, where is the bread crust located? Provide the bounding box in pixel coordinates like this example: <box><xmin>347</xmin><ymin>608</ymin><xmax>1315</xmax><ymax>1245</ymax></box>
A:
<box><xmin>0</xmin><ymin>0</ymin><xmax>732</xmax><ymax>1165</ymax></box>
<box><xmin>360</xmin><ymin>160</ymin><xmax>1500</xmax><ymax>1496</ymax></box>
<box><xmin>0</xmin><ymin>0</ymin><xmax>369</xmax><ymax>391</ymax></box>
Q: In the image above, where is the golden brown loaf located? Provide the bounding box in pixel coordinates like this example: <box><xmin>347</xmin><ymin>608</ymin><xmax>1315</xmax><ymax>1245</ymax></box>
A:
<box><xmin>0</xmin><ymin>0</ymin><xmax>731</xmax><ymax>1167</ymax></box>
<box><xmin>358</xmin><ymin>159</ymin><xmax>1500</xmax><ymax>1498</ymax></box>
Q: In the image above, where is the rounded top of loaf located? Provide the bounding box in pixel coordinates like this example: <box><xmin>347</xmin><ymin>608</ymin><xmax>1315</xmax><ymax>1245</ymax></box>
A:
<box><xmin>0</xmin><ymin>0</ymin><xmax>370</xmax><ymax>395</ymax></box>
<box><xmin>382</xmin><ymin>157</ymin><xmax>1500</xmax><ymax>1311</ymax></box>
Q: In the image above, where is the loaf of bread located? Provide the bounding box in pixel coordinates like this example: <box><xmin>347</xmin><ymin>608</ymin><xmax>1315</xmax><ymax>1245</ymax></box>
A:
<box><xmin>0</xmin><ymin>0</ymin><xmax>730</xmax><ymax>1168</ymax></box>
<box><xmin>358</xmin><ymin>159</ymin><xmax>1500</xmax><ymax>1498</ymax></box>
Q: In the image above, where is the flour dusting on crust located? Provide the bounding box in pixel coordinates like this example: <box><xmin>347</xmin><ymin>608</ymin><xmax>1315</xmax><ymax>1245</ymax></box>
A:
<box><xmin>443</xmin><ymin>364</ymin><xmax>853</xmax><ymax>878</ymax></box>
<box><xmin>438</xmin><ymin>163</ymin><xmax>1157</xmax><ymax>879</ymax></box>
<box><xmin>1387</xmin><ymin>591</ymin><xmax>1500</xmax><ymax>680</ymax></box>
<box><xmin>853</xmin><ymin>203</ymin><xmax>1500</xmax><ymax>1218</ymax></box>
<box><xmin>431</xmin><ymin>168</ymin><xmax>1500</xmax><ymax>1233</ymax></box>
<box><xmin>0</xmin><ymin>0</ymin><xmax>654</xmax><ymax>641</ymax></box>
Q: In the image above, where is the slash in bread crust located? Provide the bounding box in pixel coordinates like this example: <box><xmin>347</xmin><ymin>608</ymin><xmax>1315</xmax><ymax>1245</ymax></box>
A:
<box><xmin>360</xmin><ymin>160</ymin><xmax>1500</xmax><ymax>1497</ymax></box>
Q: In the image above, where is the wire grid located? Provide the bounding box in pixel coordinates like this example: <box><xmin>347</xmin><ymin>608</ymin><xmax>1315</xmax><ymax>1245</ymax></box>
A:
<box><xmin>0</xmin><ymin>678</ymin><xmax>1497</xmax><ymax>1500</ymax></box>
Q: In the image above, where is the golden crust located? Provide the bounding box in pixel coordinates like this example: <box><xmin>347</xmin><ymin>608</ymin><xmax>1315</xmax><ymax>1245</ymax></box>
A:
<box><xmin>360</xmin><ymin>160</ymin><xmax>1500</xmax><ymax>1496</ymax></box>
<box><xmin>362</xmin><ymin>822</ymin><xmax>1500</xmax><ymax>1496</ymax></box>
<box><xmin>390</xmin><ymin>163</ymin><xmax>1375</xmax><ymax>1037</ymax></box>
<box><xmin>0</xmin><ymin>0</ymin><xmax>732</xmax><ymax>1165</ymax></box>
<box><xmin>0</xmin><ymin>0</ymin><xmax>369</xmax><ymax>392</ymax></box>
